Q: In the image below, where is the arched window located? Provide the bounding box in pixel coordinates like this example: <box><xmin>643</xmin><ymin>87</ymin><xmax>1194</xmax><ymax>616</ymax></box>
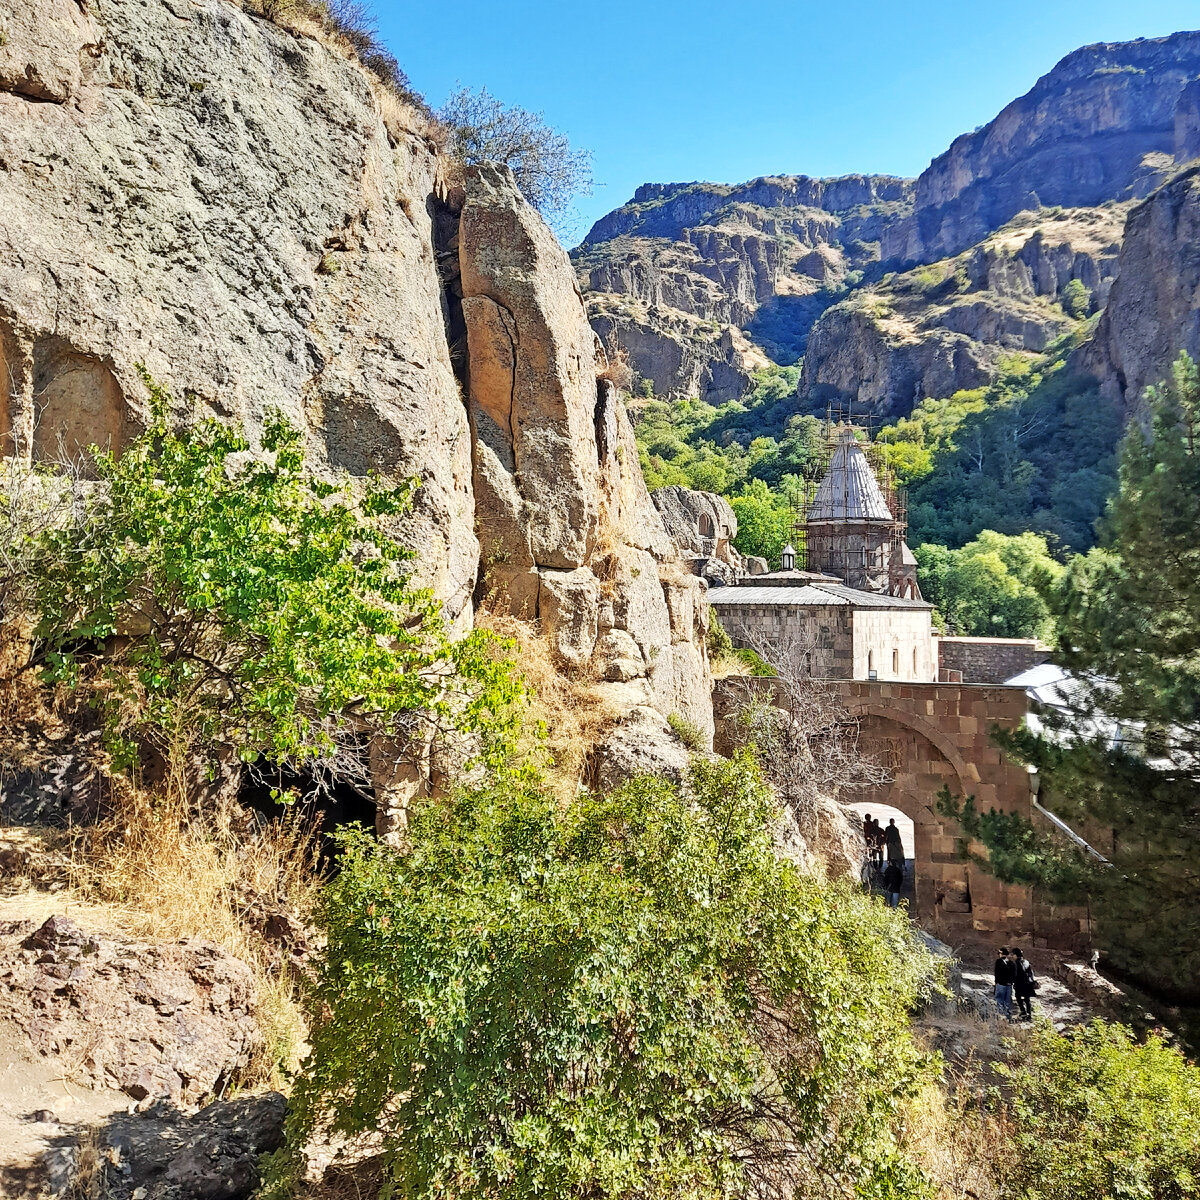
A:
<box><xmin>698</xmin><ymin>513</ymin><xmax>715</xmax><ymax>537</ymax></box>
<box><xmin>868</xmin><ymin>650</ymin><xmax>875</xmax><ymax>674</ymax></box>
<box><xmin>912</xmin><ymin>646</ymin><xmax>918</xmax><ymax>675</ymax></box>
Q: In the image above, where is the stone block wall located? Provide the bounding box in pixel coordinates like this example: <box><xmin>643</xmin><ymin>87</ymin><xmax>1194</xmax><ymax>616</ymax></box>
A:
<box><xmin>852</xmin><ymin>608</ymin><xmax>938</xmax><ymax>682</ymax></box>
<box><xmin>936</xmin><ymin>636</ymin><xmax>1050</xmax><ymax>684</ymax></box>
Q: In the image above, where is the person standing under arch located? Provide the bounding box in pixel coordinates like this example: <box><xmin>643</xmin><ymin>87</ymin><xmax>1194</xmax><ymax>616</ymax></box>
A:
<box><xmin>884</xmin><ymin>817</ymin><xmax>904</xmax><ymax>867</ymax></box>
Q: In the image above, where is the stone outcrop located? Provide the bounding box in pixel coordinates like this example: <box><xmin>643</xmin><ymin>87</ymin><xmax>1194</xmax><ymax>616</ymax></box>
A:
<box><xmin>801</xmin><ymin>206</ymin><xmax>1126</xmax><ymax>417</ymax></box>
<box><xmin>0</xmin><ymin>916</ymin><xmax>260</xmax><ymax>1104</ymax></box>
<box><xmin>1174</xmin><ymin>77</ymin><xmax>1200</xmax><ymax>164</ymax></box>
<box><xmin>884</xmin><ymin>33</ymin><xmax>1200</xmax><ymax>265</ymax></box>
<box><xmin>572</xmin><ymin>175</ymin><xmax>914</xmax><ymax>402</ymax></box>
<box><xmin>1076</xmin><ymin>162</ymin><xmax>1200</xmax><ymax>408</ymax></box>
<box><xmin>456</xmin><ymin>164</ymin><xmax>714</xmax><ymax>752</ymax></box>
<box><xmin>49</xmin><ymin>1093</ymin><xmax>286</xmax><ymax>1200</ymax></box>
<box><xmin>0</xmin><ymin>0</ymin><xmax>717</xmax><ymax>800</ymax></box>
<box><xmin>0</xmin><ymin>0</ymin><xmax>476</xmax><ymax>625</ymax></box>
<box><xmin>650</xmin><ymin>484</ymin><xmax>763</xmax><ymax>584</ymax></box>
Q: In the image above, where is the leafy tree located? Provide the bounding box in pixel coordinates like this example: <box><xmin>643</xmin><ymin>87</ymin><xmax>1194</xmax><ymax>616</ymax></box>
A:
<box><xmin>22</xmin><ymin>373</ymin><xmax>523</xmax><ymax>781</ymax></box>
<box><xmin>947</xmin><ymin>354</ymin><xmax>1200</xmax><ymax>997</ymax></box>
<box><xmin>275</xmin><ymin>755</ymin><xmax>937</xmax><ymax>1199</ymax></box>
<box><xmin>438</xmin><ymin>87</ymin><xmax>592</xmax><ymax>231</ymax></box>
<box><xmin>1060</xmin><ymin>277</ymin><xmax>1092</xmax><ymax>319</ymax></box>
<box><xmin>729</xmin><ymin>479</ymin><xmax>796</xmax><ymax>567</ymax></box>
<box><xmin>914</xmin><ymin>531</ymin><xmax>1062</xmax><ymax>639</ymax></box>
<box><xmin>994</xmin><ymin>1021</ymin><xmax>1200</xmax><ymax>1199</ymax></box>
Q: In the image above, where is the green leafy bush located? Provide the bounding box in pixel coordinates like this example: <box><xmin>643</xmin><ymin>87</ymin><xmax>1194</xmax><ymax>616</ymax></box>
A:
<box><xmin>1061</xmin><ymin>277</ymin><xmax>1091</xmax><ymax>319</ymax></box>
<box><xmin>26</xmin><ymin>372</ymin><xmax>523</xmax><ymax>776</ymax></box>
<box><xmin>666</xmin><ymin>711</ymin><xmax>705</xmax><ymax>750</ymax></box>
<box><xmin>276</xmin><ymin>755</ymin><xmax>938</xmax><ymax>1199</ymax></box>
<box><xmin>995</xmin><ymin>1021</ymin><xmax>1200</xmax><ymax>1199</ymax></box>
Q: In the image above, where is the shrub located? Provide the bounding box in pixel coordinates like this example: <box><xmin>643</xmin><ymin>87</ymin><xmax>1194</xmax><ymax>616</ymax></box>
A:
<box><xmin>23</xmin><ymin>371</ymin><xmax>524</xmax><ymax>783</ymax></box>
<box><xmin>666</xmin><ymin>710</ymin><xmax>705</xmax><ymax>751</ymax></box>
<box><xmin>995</xmin><ymin>1021</ymin><xmax>1200</xmax><ymax>1199</ymax></box>
<box><xmin>1061</xmin><ymin>277</ymin><xmax>1091</xmax><ymax>319</ymax></box>
<box><xmin>437</xmin><ymin>86</ymin><xmax>592</xmax><ymax>230</ymax></box>
<box><xmin>274</xmin><ymin>755</ymin><xmax>937</xmax><ymax>1198</ymax></box>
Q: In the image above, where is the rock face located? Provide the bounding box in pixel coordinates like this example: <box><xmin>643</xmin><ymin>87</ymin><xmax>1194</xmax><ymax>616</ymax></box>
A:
<box><xmin>457</xmin><ymin>165</ymin><xmax>715</xmax><ymax>752</ymax></box>
<box><xmin>801</xmin><ymin>206</ymin><xmax>1126</xmax><ymax>417</ymax></box>
<box><xmin>884</xmin><ymin>33</ymin><xmax>1200</xmax><ymax>265</ymax></box>
<box><xmin>0</xmin><ymin>0</ymin><xmax>717</xmax><ymax>792</ymax></box>
<box><xmin>572</xmin><ymin>175</ymin><xmax>914</xmax><ymax>401</ymax></box>
<box><xmin>1076</xmin><ymin>163</ymin><xmax>1200</xmax><ymax>408</ymax></box>
<box><xmin>0</xmin><ymin>916</ymin><xmax>260</xmax><ymax>1104</ymax></box>
<box><xmin>0</xmin><ymin>0</ymin><xmax>476</xmax><ymax>625</ymax></box>
<box><xmin>650</xmin><ymin>485</ymin><xmax>762</xmax><ymax>584</ymax></box>
<box><xmin>51</xmin><ymin>1093</ymin><xmax>287</xmax><ymax>1200</ymax></box>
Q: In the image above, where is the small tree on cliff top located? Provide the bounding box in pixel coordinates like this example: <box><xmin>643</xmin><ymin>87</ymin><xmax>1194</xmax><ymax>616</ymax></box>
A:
<box><xmin>15</xmin><ymin>371</ymin><xmax>523</xmax><ymax>787</ymax></box>
<box><xmin>438</xmin><ymin>86</ymin><xmax>592</xmax><ymax>232</ymax></box>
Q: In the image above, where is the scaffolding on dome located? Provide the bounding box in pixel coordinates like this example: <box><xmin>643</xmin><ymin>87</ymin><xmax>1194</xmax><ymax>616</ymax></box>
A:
<box><xmin>790</xmin><ymin>413</ymin><xmax>919</xmax><ymax>598</ymax></box>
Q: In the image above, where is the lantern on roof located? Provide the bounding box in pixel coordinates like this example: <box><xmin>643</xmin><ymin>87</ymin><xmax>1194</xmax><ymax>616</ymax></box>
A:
<box><xmin>781</xmin><ymin>543</ymin><xmax>796</xmax><ymax>571</ymax></box>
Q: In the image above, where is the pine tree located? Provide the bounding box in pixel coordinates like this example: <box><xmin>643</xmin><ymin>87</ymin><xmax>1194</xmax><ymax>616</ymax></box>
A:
<box><xmin>947</xmin><ymin>354</ymin><xmax>1200</xmax><ymax>999</ymax></box>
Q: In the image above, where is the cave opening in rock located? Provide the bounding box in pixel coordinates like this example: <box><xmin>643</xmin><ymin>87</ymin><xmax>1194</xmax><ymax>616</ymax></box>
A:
<box><xmin>238</xmin><ymin>758</ymin><xmax>376</xmax><ymax>865</ymax></box>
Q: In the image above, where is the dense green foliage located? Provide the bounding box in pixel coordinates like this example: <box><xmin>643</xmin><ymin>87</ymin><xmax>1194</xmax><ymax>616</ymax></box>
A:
<box><xmin>951</xmin><ymin>355</ymin><xmax>1200</xmax><ymax>998</ymax></box>
<box><xmin>995</xmin><ymin>1021</ymin><xmax>1200</xmax><ymax>1199</ymax></box>
<box><xmin>879</xmin><ymin>341</ymin><xmax>1122</xmax><ymax>554</ymax></box>
<box><xmin>279</xmin><ymin>755</ymin><xmax>938</xmax><ymax>1199</ymax></box>
<box><xmin>914</xmin><ymin>531</ymin><xmax>1063</xmax><ymax>639</ymax></box>
<box><xmin>24</xmin><ymin>374</ymin><xmax>523</xmax><ymax>776</ymax></box>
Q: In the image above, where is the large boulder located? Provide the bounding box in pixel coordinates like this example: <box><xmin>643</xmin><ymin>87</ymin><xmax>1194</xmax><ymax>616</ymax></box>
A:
<box><xmin>0</xmin><ymin>916</ymin><xmax>260</xmax><ymax>1105</ymax></box>
<box><xmin>48</xmin><ymin>1093</ymin><xmax>287</xmax><ymax>1200</ymax></box>
<box><xmin>459</xmin><ymin>166</ymin><xmax>715</xmax><ymax>756</ymax></box>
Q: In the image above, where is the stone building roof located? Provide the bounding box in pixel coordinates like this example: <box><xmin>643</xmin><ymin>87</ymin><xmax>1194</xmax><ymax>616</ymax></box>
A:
<box><xmin>709</xmin><ymin>581</ymin><xmax>932</xmax><ymax>610</ymax></box>
<box><xmin>807</xmin><ymin>428</ymin><xmax>893</xmax><ymax>523</ymax></box>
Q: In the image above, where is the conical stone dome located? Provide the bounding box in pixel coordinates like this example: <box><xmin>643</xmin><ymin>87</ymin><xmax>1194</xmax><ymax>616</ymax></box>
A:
<box><xmin>808</xmin><ymin>427</ymin><xmax>893</xmax><ymax>523</ymax></box>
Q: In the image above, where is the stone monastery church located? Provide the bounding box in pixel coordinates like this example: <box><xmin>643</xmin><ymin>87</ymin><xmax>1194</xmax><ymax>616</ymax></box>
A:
<box><xmin>651</xmin><ymin>428</ymin><xmax>1086</xmax><ymax>950</ymax></box>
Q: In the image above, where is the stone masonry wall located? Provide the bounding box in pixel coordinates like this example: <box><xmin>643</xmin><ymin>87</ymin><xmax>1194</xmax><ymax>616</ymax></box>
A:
<box><xmin>937</xmin><ymin>637</ymin><xmax>1050</xmax><ymax>684</ymax></box>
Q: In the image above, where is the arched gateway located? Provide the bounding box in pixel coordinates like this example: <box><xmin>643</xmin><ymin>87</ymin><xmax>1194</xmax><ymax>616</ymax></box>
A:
<box><xmin>838</xmin><ymin>681</ymin><xmax>1036</xmax><ymax>936</ymax></box>
<box><xmin>714</xmin><ymin>677</ymin><xmax>1043</xmax><ymax>940</ymax></box>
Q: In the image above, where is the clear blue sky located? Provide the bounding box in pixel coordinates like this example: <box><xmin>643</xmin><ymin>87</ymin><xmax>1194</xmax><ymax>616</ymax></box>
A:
<box><xmin>378</xmin><ymin>1</ymin><xmax>1200</xmax><ymax>244</ymax></box>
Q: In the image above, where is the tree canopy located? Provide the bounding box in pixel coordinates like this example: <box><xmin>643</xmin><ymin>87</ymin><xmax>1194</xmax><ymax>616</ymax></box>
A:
<box><xmin>945</xmin><ymin>354</ymin><xmax>1200</xmax><ymax>999</ymax></box>
<box><xmin>276</xmin><ymin>754</ymin><xmax>937</xmax><ymax>1199</ymax></box>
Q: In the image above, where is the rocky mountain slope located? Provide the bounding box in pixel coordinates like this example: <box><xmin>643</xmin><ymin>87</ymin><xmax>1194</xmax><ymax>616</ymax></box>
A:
<box><xmin>573</xmin><ymin>175</ymin><xmax>913</xmax><ymax>402</ymax></box>
<box><xmin>577</xmin><ymin>31</ymin><xmax>1200</xmax><ymax>419</ymax></box>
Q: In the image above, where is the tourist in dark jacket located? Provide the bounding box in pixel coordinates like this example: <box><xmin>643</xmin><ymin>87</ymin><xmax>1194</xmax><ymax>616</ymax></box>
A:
<box><xmin>1012</xmin><ymin>947</ymin><xmax>1037</xmax><ymax>1020</ymax></box>
<box><xmin>994</xmin><ymin>947</ymin><xmax>1016</xmax><ymax>1018</ymax></box>
<box><xmin>882</xmin><ymin>860</ymin><xmax>904</xmax><ymax>908</ymax></box>
<box><xmin>884</xmin><ymin>818</ymin><xmax>904</xmax><ymax>865</ymax></box>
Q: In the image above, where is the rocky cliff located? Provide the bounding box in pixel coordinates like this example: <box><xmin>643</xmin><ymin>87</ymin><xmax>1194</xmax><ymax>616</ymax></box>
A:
<box><xmin>1075</xmin><ymin>162</ymin><xmax>1200</xmax><ymax>408</ymax></box>
<box><xmin>884</xmin><ymin>33</ymin><xmax>1200</xmax><ymax>266</ymax></box>
<box><xmin>801</xmin><ymin>205</ymin><xmax>1127</xmax><ymax>418</ymax></box>
<box><xmin>572</xmin><ymin>175</ymin><xmax>913</xmax><ymax>402</ymax></box>
<box><xmin>0</xmin><ymin>0</ymin><xmax>714</xmax><ymax>788</ymax></box>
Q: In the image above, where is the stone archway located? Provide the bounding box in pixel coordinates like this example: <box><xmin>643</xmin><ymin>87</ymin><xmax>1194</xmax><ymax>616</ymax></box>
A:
<box><xmin>846</xmin><ymin>707</ymin><xmax>975</xmax><ymax>925</ymax></box>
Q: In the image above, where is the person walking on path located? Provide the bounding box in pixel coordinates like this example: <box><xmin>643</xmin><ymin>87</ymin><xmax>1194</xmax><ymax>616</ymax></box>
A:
<box><xmin>882</xmin><ymin>860</ymin><xmax>904</xmax><ymax>908</ymax></box>
<box><xmin>1012</xmin><ymin>947</ymin><xmax>1037</xmax><ymax>1020</ymax></box>
<box><xmin>884</xmin><ymin>818</ymin><xmax>904</xmax><ymax>865</ymax></box>
<box><xmin>994</xmin><ymin>947</ymin><xmax>1016</xmax><ymax>1018</ymax></box>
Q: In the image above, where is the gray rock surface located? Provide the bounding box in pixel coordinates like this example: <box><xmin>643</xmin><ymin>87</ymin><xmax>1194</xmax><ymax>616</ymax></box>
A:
<box><xmin>50</xmin><ymin>1092</ymin><xmax>286</xmax><ymax>1200</ymax></box>
<box><xmin>0</xmin><ymin>0</ymin><xmax>477</xmax><ymax>624</ymax></box>
<box><xmin>0</xmin><ymin>916</ymin><xmax>260</xmax><ymax>1105</ymax></box>
<box><xmin>651</xmin><ymin>485</ymin><xmax>752</xmax><ymax>585</ymax></box>
<box><xmin>1076</xmin><ymin>163</ymin><xmax>1200</xmax><ymax>408</ymax></box>
<box><xmin>589</xmin><ymin>706</ymin><xmax>690</xmax><ymax>793</ymax></box>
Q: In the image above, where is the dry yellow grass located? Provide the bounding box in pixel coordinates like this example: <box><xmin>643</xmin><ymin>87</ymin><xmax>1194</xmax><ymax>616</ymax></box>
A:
<box><xmin>63</xmin><ymin>754</ymin><xmax>322</xmax><ymax>1089</ymax></box>
<box><xmin>477</xmin><ymin>608</ymin><xmax>621</xmax><ymax>800</ymax></box>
